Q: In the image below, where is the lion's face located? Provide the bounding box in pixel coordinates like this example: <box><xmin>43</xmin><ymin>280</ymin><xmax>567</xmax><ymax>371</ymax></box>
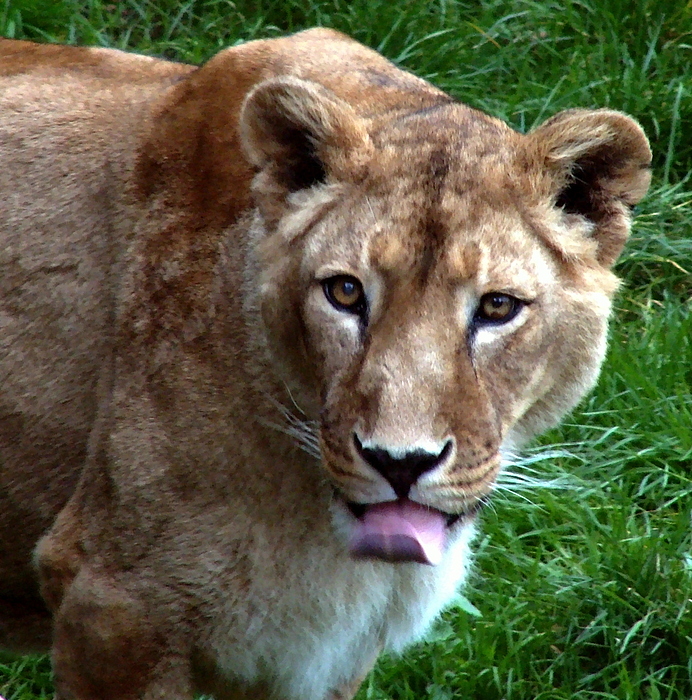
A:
<box><xmin>241</xmin><ymin>77</ymin><xmax>650</xmax><ymax>565</ymax></box>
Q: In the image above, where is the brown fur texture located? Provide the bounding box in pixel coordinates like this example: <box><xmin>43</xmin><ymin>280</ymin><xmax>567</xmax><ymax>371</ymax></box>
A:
<box><xmin>0</xmin><ymin>29</ymin><xmax>650</xmax><ymax>700</ymax></box>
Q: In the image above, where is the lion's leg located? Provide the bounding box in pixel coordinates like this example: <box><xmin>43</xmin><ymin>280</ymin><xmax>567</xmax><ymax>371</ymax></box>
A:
<box><xmin>49</xmin><ymin>567</ymin><xmax>194</xmax><ymax>700</ymax></box>
<box><xmin>327</xmin><ymin>672</ymin><xmax>370</xmax><ymax>700</ymax></box>
<box><xmin>326</xmin><ymin>647</ymin><xmax>381</xmax><ymax>700</ymax></box>
<box><xmin>206</xmin><ymin>670</ymin><xmax>376</xmax><ymax>700</ymax></box>
<box><xmin>37</xmin><ymin>505</ymin><xmax>194</xmax><ymax>700</ymax></box>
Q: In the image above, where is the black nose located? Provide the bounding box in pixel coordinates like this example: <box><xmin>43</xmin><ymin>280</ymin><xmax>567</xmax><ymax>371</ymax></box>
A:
<box><xmin>353</xmin><ymin>434</ymin><xmax>453</xmax><ymax>498</ymax></box>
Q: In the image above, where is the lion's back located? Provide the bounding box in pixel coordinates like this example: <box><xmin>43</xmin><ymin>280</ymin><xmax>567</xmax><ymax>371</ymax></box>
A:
<box><xmin>0</xmin><ymin>41</ymin><xmax>195</xmax><ymax>604</ymax></box>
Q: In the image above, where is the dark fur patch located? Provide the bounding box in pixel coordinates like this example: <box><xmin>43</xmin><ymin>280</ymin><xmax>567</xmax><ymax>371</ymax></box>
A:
<box><xmin>418</xmin><ymin>148</ymin><xmax>450</xmax><ymax>285</ymax></box>
<box><xmin>396</xmin><ymin>100</ymin><xmax>456</xmax><ymax>121</ymax></box>
<box><xmin>274</xmin><ymin>126</ymin><xmax>327</xmax><ymax>192</ymax></box>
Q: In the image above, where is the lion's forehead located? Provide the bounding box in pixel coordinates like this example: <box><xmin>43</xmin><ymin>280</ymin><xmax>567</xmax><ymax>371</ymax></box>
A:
<box><xmin>302</xmin><ymin>110</ymin><xmax>563</xmax><ymax>296</ymax></box>
<box><xmin>307</xmin><ymin>176</ymin><xmax>555</xmax><ymax>298</ymax></box>
<box><xmin>365</xmin><ymin>145</ymin><xmax>519</xmax><ymax>222</ymax></box>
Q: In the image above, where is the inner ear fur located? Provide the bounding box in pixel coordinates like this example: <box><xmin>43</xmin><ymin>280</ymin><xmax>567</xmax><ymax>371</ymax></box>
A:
<box><xmin>240</xmin><ymin>76</ymin><xmax>372</xmax><ymax>201</ymax></box>
<box><xmin>528</xmin><ymin>109</ymin><xmax>652</xmax><ymax>267</ymax></box>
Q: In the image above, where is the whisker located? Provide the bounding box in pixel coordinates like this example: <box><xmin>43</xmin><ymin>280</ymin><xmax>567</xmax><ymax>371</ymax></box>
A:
<box><xmin>490</xmin><ymin>486</ymin><xmax>540</xmax><ymax>507</ymax></box>
<box><xmin>259</xmin><ymin>419</ymin><xmax>322</xmax><ymax>458</ymax></box>
<box><xmin>282</xmin><ymin>381</ymin><xmax>309</xmax><ymax>417</ymax></box>
<box><xmin>497</xmin><ymin>470</ymin><xmax>571</xmax><ymax>491</ymax></box>
<box><xmin>259</xmin><ymin>391</ymin><xmax>322</xmax><ymax>459</ymax></box>
<box><xmin>489</xmin><ymin>445</ymin><xmax>584</xmax><ymax>508</ymax></box>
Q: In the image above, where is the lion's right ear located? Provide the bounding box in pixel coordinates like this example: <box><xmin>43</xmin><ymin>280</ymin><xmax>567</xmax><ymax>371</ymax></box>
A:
<box><xmin>240</xmin><ymin>76</ymin><xmax>372</xmax><ymax>222</ymax></box>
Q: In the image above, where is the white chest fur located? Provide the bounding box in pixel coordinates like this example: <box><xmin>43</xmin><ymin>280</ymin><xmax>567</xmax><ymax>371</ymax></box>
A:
<box><xmin>210</xmin><ymin>521</ymin><xmax>476</xmax><ymax>700</ymax></box>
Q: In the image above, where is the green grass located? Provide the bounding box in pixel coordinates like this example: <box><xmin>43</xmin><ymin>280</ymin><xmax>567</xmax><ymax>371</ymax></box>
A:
<box><xmin>1</xmin><ymin>1</ymin><xmax>691</xmax><ymax>699</ymax></box>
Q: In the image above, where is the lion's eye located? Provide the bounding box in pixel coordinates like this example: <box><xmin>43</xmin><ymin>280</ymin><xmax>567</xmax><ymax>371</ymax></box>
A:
<box><xmin>475</xmin><ymin>293</ymin><xmax>522</xmax><ymax>325</ymax></box>
<box><xmin>323</xmin><ymin>276</ymin><xmax>366</xmax><ymax>316</ymax></box>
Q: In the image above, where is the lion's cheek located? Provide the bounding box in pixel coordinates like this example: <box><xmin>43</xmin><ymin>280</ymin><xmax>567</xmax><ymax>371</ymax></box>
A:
<box><xmin>496</xmin><ymin>295</ymin><xmax>611</xmax><ymax>445</ymax></box>
<box><xmin>257</xmin><ymin>285</ymin><xmax>323</xmax><ymax>415</ymax></box>
<box><xmin>470</xmin><ymin>313</ymin><xmax>550</xmax><ymax>436</ymax></box>
<box><xmin>301</xmin><ymin>293</ymin><xmax>364</xmax><ymax>391</ymax></box>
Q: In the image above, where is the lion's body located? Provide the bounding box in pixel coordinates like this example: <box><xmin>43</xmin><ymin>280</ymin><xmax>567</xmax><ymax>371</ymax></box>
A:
<box><xmin>0</xmin><ymin>29</ymin><xmax>650</xmax><ymax>700</ymax></box>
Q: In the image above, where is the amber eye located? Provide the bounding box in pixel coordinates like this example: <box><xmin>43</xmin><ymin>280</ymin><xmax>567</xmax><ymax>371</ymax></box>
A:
<box><xmin>475</xmin><ymin>293</ymin><xmax>523</xmax><ymax>325</ymax></box>
<box><xmin>323</xmin><ymin>276</ymin><xmax>366</xmax><ymax>316</ymax></box>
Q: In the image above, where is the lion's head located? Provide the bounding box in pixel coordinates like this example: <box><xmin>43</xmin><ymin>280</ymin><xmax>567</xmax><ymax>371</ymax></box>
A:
<box><xmin>240</xmin><ymin>75</ymin><xmax>651</xmax><ymax>565</ymax></box>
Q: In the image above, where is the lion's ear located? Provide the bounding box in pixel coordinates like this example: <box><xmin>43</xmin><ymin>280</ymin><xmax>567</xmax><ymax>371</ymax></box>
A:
<box><xmin>528</xmin><ymin>109</ymin><xmax>651</xmax><ymax>266</ymax></box>
<box><xmin>240</xmin><ymin>76</ymin><xmax>371</xmax><ymax>218</ymax></box>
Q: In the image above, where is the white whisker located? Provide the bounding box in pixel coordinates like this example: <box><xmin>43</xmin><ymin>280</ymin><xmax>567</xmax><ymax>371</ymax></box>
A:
<box><xmin>259</xmin><ymin>419</ymin><xmax>321</xmax><ymax>459</ymax></box>
<box><xmin>260</xmin><ymin>391</ymin><xmax>321</xmax><ymax>460</ymax></box>
<box><xmin>282</xmin><ymin>381</ymin><xmax>309</xmax><ymax>417</ymax></box>
<box><xmin>490</xmin><ymin>486</ymin><xmax>540</xmax><ymax>507</ymax></box>
<box><xmin>497</xmin><ymin>470</ymin><xmax>570</xmax><ymax>491</ymax></box>
<box><xmin>492</xmin><ymin>445</ymin><xmax>583</xmax><ymax>500</ymax></box>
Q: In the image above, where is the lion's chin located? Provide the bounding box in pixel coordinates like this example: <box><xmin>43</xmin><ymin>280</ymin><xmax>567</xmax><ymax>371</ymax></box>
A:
<box><xmin>345</xmin><ymin>498</ymin><xmax>462</xmax><ymax>566</ymax></box>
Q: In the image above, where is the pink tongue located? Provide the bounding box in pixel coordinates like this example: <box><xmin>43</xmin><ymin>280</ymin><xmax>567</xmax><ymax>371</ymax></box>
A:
<box><xmin>349</xmin><ymin>500</ymin><xmax>447</xmax><ymax>565</ymax></box>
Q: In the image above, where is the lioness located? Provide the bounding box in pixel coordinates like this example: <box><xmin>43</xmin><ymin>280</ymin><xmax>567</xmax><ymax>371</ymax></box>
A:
<box><xmin>0</xmin><ymin>27</ymin><xmax>650</xmax><ymax>700</ymax></box>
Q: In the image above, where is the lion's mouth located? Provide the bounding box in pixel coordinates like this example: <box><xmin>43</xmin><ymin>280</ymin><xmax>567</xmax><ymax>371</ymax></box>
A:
<box><xmin>345</xmin><ymin>498</ymin><xmax>470</xmax><ymax>566</ymax></box>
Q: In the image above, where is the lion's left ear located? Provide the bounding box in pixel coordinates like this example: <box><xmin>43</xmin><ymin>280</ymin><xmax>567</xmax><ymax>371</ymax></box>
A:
<box><xmin>240</xmin><ymin>76</ymin><xmax>372</xmax><ymax>224</ymax></box>
<box><xmin>527</xmin><ymin>109</ymin><xmax>652</xmax><ymax>266</ymax></box>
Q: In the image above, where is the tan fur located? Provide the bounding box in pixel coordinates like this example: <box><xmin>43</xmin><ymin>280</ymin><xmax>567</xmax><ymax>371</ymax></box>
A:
<box><xmin>0</xmin><ymin>29</ymin><xmax>650</xmax><ymax>699</ymax></box>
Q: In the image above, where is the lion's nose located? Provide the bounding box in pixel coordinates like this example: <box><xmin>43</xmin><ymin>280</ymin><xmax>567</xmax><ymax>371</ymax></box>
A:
<box><xmin>353</xmin><ymin>434</ymin><xmax>454</xmax><ymax>498</ymax></box>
